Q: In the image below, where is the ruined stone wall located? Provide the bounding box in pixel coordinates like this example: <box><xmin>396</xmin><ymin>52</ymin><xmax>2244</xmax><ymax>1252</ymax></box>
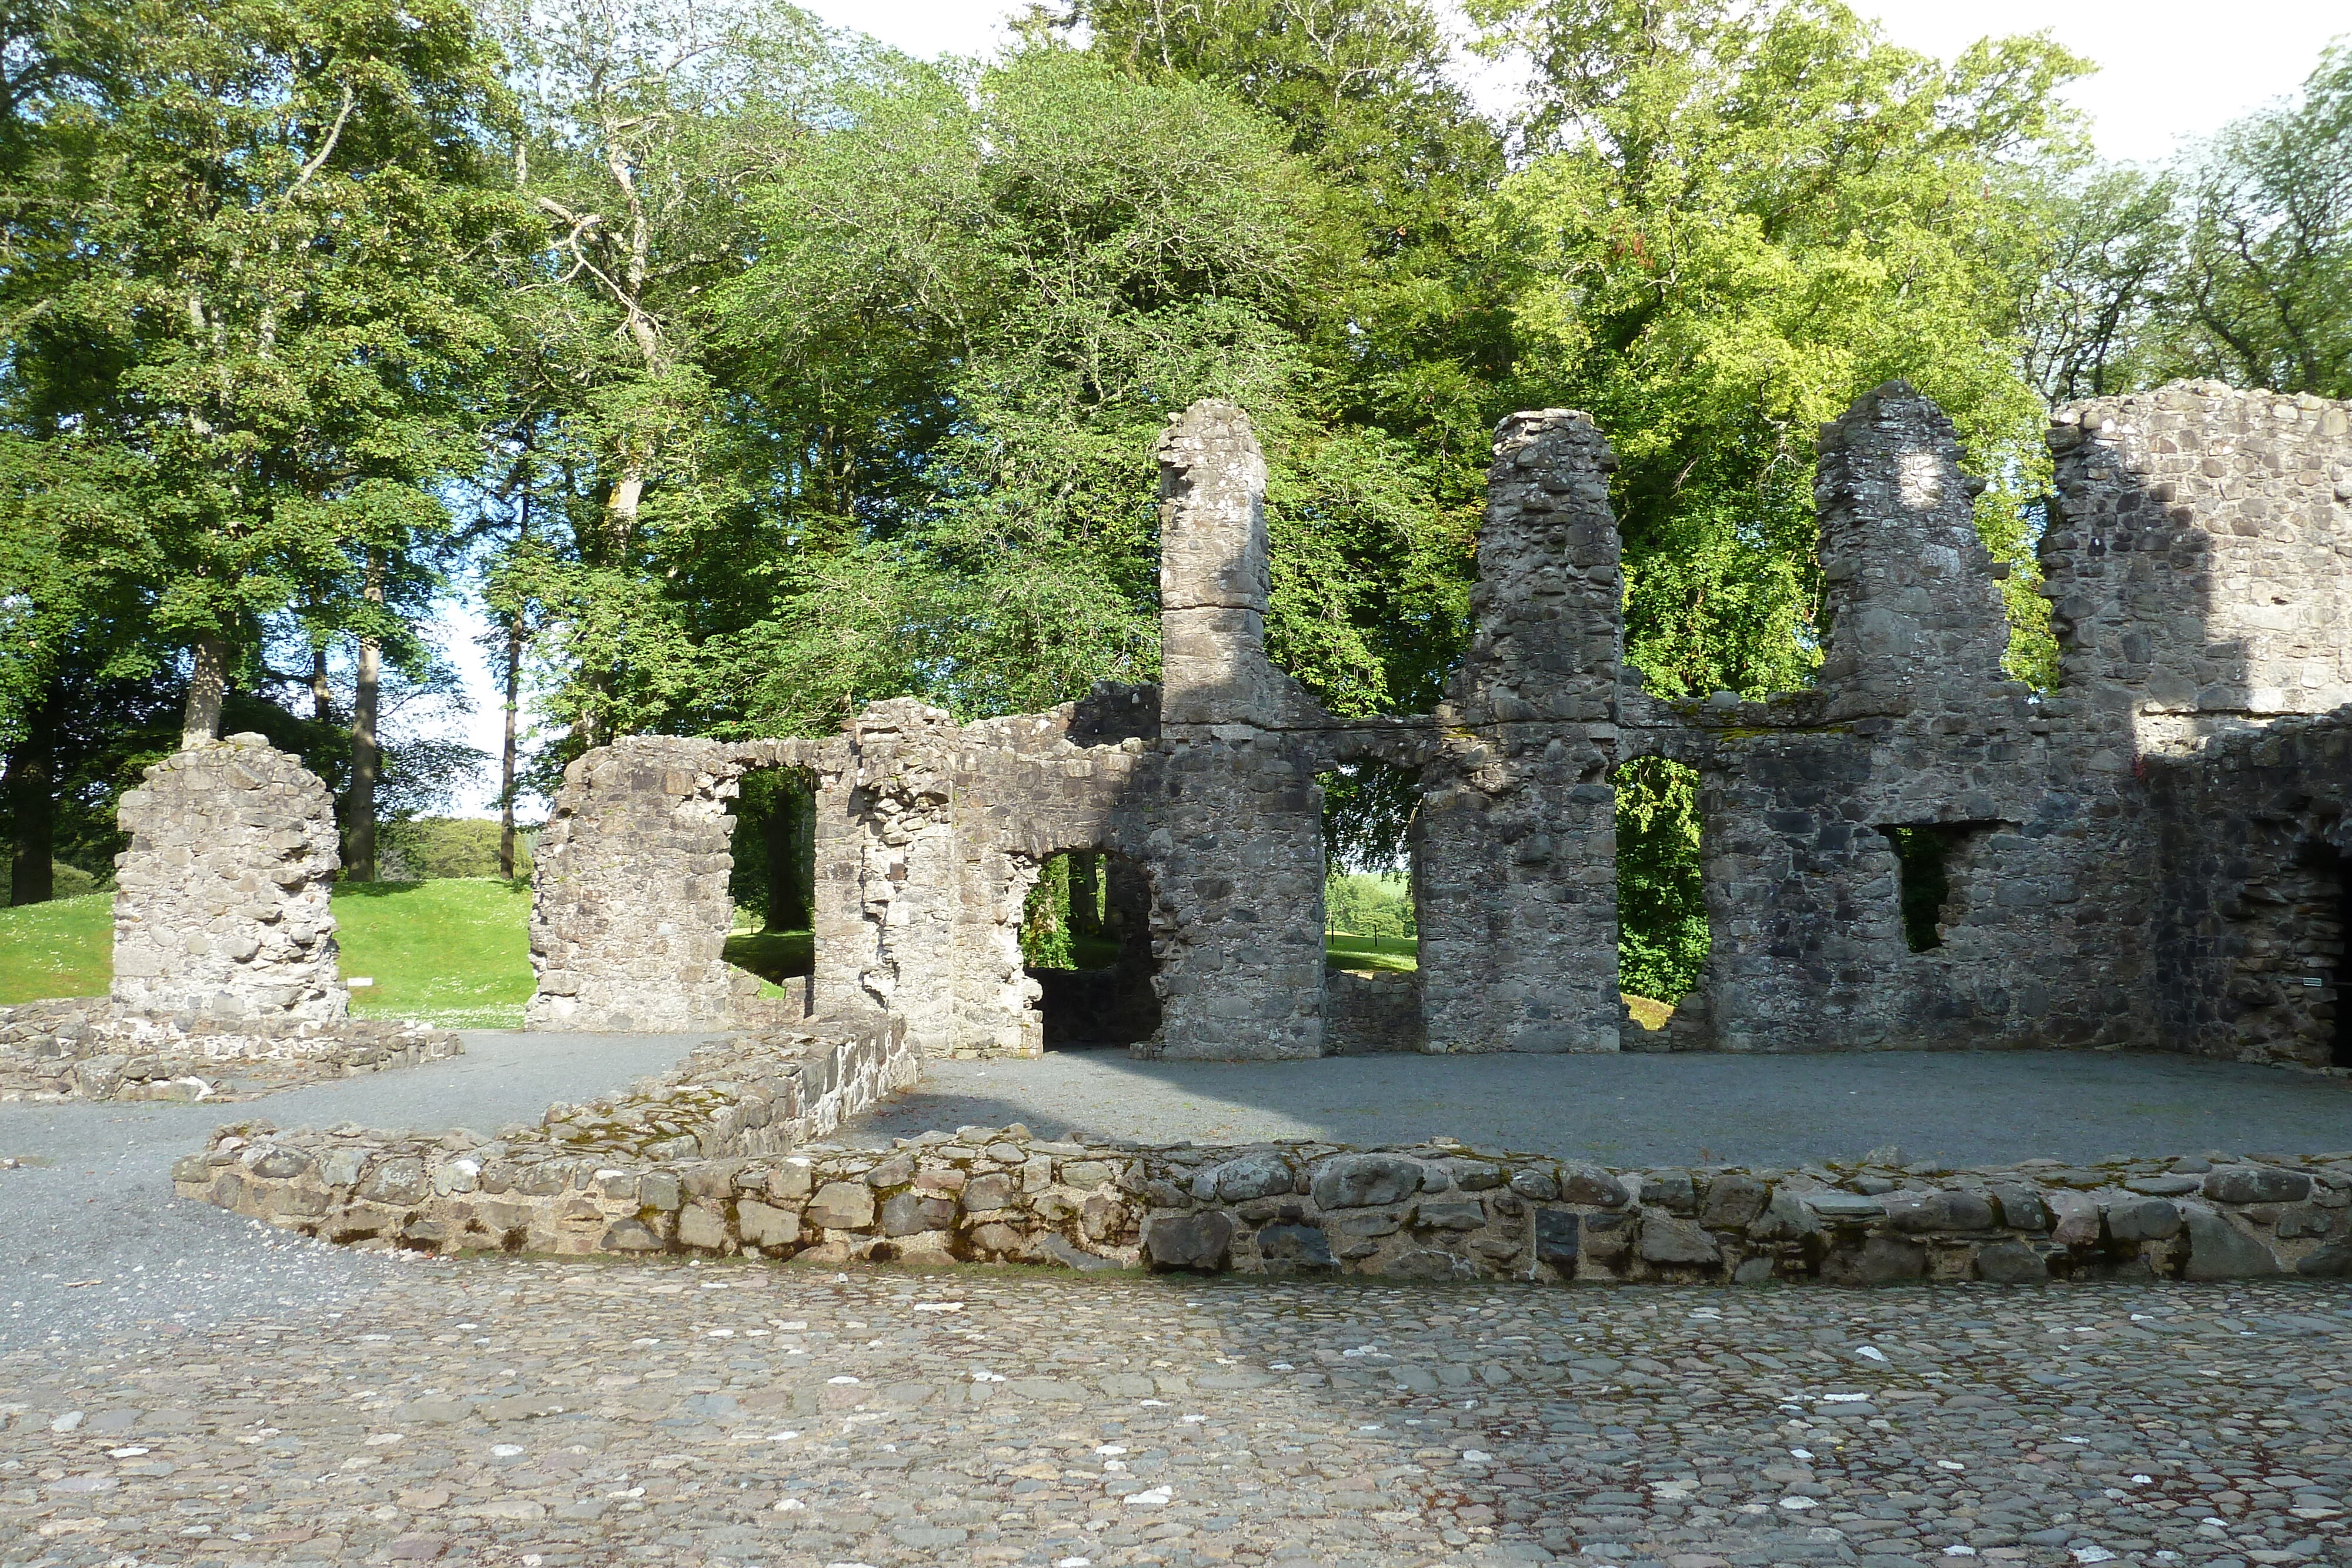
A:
<box><xmin>187</xmin><ymin>1027</ymin><xmax>2352</xmax><ymax>1282</ymax></box>
<box><xmin>522</xmin><ymin>381</ymin><xmax>2352</xmax><ymax>1066</ymax></box>
<box><xmin>1650</xmin><ymin>386</ymin><xmax>2110</xmax><ymax>1053</ymax></box>
<box><xmin>1416</xmin><ymin>410</ymin><xmax>1625</xmax><ymax>1052</ymax></box>
<box><xmin>2047</xmin><ymin>383</ymin><xmax>2352</xmax><ymax>746</ymax></box>
<box><xmin>2149</xmin><ymin>709</ymin><xmax>2352</xmax><ymax>1069</ymax></box>
<box><xmin>111</xmin><ymin>735</ymin><xmax>346</xmax><ymax>1022</ymax></box>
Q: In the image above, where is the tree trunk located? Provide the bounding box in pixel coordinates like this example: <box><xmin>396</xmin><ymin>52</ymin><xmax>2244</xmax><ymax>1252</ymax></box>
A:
<box><xmin>499</xmin><ymin>613</ymin><xmax>522</xmax><ymax>880</ymax></box>
<box><xmin>5</xmin><ymin>686</ymin><xmax>56</xmax><ymax>905</ymax></box>
<box><xmin>1068</xmin><ymin>851</ymin><xmax>1102</xmax><ymax>937</ymax></box>
<box><xmin>346</xmin><ymin>556</ymin><xmax>383</xmax><ymax>882</ymax></box>
<box><xmin>311</xmin><ymin>644</ymin><xmax>333</xmax><ymax>724</ymax></box>
<box><xmin>182</xmin><ymin>634</ymin><xmax>229</xmax><ymax>747</ymax></box>
<box><xmin>763</xmin><ymin>785</ymin><xmax>813</xmax><ymax>932</ymax></box>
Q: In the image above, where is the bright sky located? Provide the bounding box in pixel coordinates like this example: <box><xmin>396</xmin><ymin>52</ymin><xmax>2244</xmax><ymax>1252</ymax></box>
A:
<box><xmin>432</xmin><ymin>0</ymin><xmax>2348</xmax><ymax>813</ymax></box>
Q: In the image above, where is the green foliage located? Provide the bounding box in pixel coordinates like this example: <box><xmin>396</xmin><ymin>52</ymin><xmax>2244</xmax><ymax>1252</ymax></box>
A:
<box><xmin>2162</xmin><ymin>45</ymin><xmax>2352</xmax><ymax>399</ymax></box>
<box><xmin>1324</xmin><ymin>870</ymin><xmax>1416</xmax><ymax>941</ymax></box>
<box><xmin>1880</xmin><ymin>824</ymin><xmax>1959</xmax><ymax>954</ymax></box>
<box><xmin>1020</xmin><ymin>854</ymin><xmax>1077</xmax><ymax>971</ymax></box>
<box><xmin>1613</xmin><ymin>757</ymin><xmax>1708</xmax><ymax>1001</ymax></box>
<box><xmin>0</xmin><ymin>877</ymin><xmax>536</xmax><ymax>1024</ymax></box>
<box><xmin>1325</xmin><ymin>931</ymin><xmax>1418</xmax><ymax>973</ymax></box>
<box><xmin>378</xmin><ymin>817</ymin><xmax>535</xmax><ymax>881</ymax></box>
<box><xmin>1478</xmin><ymin>0</ymin><xmax>2084</xmax><ymax>700</ymax></box>
<box><xmin>333</xmin><ymin>878</ymin><xmax>535</xmax><ymax>1027</ymax></box>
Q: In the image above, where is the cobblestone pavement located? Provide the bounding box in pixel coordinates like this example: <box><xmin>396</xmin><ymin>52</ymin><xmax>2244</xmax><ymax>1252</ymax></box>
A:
<box><xmin>859</xmin><ymin>1051</ymin><xmax>2352</xmax><ymax>1167</ymax></box>
<box><xmin>5</xmin><ymin>1251</ymin><xmax>2351</xmax><ymax>1568</ymax></box>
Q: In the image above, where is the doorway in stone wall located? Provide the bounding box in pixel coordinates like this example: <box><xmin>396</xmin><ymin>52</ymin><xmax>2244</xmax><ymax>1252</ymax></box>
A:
<box><xmin>1022</xmin><ymin>850</ymin><xmax>1160</xmax><ymax>1048</ymax></box>
<box><xmin>1318</xmin><ymin>758</ymin><xmax>1425</xmax><ymax>1053</ymax></box>
<box><xmin>723</xmin><ymin>768</ymin><xmax>817</xmax><ymax>1013</ymax></box>
<box><xmin>1612</xmin><ymin>756</ymin><xmax>1707</xmax><ymax>1037</ymax></box>
<box><xmin>2333</xmin><ymin>844</ymin><xmax>2351</xmax><ymax>1069</ymax></box>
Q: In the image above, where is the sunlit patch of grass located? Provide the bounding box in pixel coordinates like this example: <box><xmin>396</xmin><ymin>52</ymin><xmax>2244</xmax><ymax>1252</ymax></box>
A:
<box><xmin>0</xmin><ymin>893</ymin><xmax>112</xmax><ymax>1004</ymax></box>
<box><xmin>1325</xmin><ymin>932</ymin><xmax>1418</xmax><ymax>974</ymax></box>
<box><xmin>1622</xmin><ymin>992</ymin><xmax>1675</xmax><ymax>1031</ymax></box>
<box><xmin>334</xmin><ymin>878</ymin><xmax>537</xmax><ymax>1029</ymax></box>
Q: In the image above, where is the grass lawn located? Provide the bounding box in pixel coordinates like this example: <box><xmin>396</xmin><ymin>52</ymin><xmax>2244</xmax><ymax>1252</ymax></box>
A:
<box><xmin>0</xmin><ymin>892</ymin><xmax>112</xmax><ymax>1003</ymax></box>
<box><xmin>336</xmin><ymin>879</ymin><xmax>536</xmax><ymax>1028</ymax></box>
<box><xmin>1326</xmin><ymin>931</ymin><xmax>1419</xmax><ymax>974</ymax></box>
<box><xmin>723</xmin><ymin>928</ymin><xmax>811</xmax><ymax>996</ymax></box>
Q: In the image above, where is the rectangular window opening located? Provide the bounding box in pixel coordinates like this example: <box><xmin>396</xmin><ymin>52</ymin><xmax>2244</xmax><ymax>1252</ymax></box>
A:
<box><xmin>1877</xmin><ymin>823</ymin><xmax>2000</xmax><ymax>954</ymax></box>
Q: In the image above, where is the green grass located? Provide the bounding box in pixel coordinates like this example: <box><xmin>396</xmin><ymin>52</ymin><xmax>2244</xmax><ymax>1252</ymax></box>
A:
<box><xmin>0</xmin><ymin>892</ymin><xmax>113</xmax><ymax>1004</ymax></box>
<box><xmin>1325</xmin><ymin>931</ymin><xmax>1418</xmax><ymax>974</ymax></box>
<box><xmin>335</xmin><ymin>878</ymin><xmax>536</xmax><ymax>1028</ymax></box>
<box><xmin>723</xmin><ymin>928</ymin><xmax>811</xmax><ymax>997</ymax></box>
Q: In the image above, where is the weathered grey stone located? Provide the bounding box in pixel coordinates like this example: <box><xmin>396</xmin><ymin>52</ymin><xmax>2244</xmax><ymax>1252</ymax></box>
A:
<box><xmin>1310</xmin><ymin>1154</ymin><xmax>1424</xmax><ymax>1210</ymax></box>
<box><xmin>1210</xmin><ymin>1152</ymin><xmax>1298</xmax><ymax>1203</ymax></box>
<box><xmin>1534</xmin><ymin>1208</ymin><xmax>1579</xmax><ymax>1269</ymax></box>
<box><xmin>735</xmin><ymin>1198</ymin><xmax>800</xmax><ymax>1249</ymax></box>
<box><xmin>111</xmin><ymin>737</ymin><xmax>346</xmax><ymax>1024</ymax></box>
<box><xmin>806</xmin><ymin>1181</ymin><xmax>876</xmax><ymax>1231</ymax></box>
<box><xmin>1699</xmin><ymin>1174</ymin><xmax>1768</xmax><ymax>1228</ymax></box>
<box><xmin>2203</xmin><ymin>1166</ymin><xmax>2314</xmax><ymax>1205</ymax></box>
<box><xmin>1636</xmin><ymin>1212</ymin><xmax>1720</xmax><ymax>1266</ymax></box>
<box><xmin>676</xmin><ymin>1204</ymin><xmax>727</xmax><ymax>1250</ymax></box>
<box><xmin>2294</xmin><ymin>1237</ymin><xmax>2352</xmax><ymax>1277</ymax></box>
<box><xmin>1255</xmin><ymin>1223</ymin><xmax>1335</xmax><ymax>1269</ymax></box>
<box><xmin>1821</xmin><ymin>1235</ymin><xmax>1926</xmax><ymax>1286</ymax></box>
<box><xmin>2102</xmin><ymin>1196</ymin><xmax>2183</xmax><ymax>1242</ymax></box>
<box><xmin>2181</xmin><ymin>1205</ymin><xmax>2284</xmax><ymax>1279</ymax></box>
<box><xmin>1559</xmin><ymin>1166</ymin><xmax>1629</xmax><ymax>1208</ymax></box>
<box><xmin>880</xmin><ymin>1191</ymin><xmax>956</xmax><ymax>1236</ymax></box>
<box><xmin>1973</xmin><ymin>1241</ymin><xmax>2050</xmax><ymax>1283</ymax></box>
<box><xmin>1746</xmin><ymin>1189</ymin><xmax>1820</xmax><ymax>1242</ymax></box>
<box><xmin>1145</xmin><ymin>1211</ymin><xmax>1233</xmax><ymax>1271</ymax></box>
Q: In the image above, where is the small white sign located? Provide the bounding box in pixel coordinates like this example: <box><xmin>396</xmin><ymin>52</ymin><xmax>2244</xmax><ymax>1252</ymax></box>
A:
<box><xmin>346</xmin><ymin>977</ymin><xmax>374</xmax><ymax>987</ymax></box>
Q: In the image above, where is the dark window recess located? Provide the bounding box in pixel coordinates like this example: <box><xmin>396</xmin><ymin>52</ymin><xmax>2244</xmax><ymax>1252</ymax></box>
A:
<box><xmin>1879</xmin><ymin>824</ymin><xmax>1973</xmax><ymax>954</ymax></box>
<box><xmin>2336</xmin><ymin>848</ymin><xmax>2352</xmax><ymax>1069</ymax></box>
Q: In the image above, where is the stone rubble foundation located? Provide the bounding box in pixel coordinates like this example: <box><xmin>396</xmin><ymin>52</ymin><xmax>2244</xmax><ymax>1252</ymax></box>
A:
<box><xmin>176</xmin><ymin>1034</ymin><xmax>2352</xmax><ymax>1285</ymax></box>
<box><xmin>1</xmin><ymin>996</ymin><xmax>461</xmax><ymax>1103</ymax></box>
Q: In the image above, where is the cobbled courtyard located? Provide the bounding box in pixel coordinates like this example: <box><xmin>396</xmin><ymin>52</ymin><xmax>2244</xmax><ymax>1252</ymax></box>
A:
<box><xmin>5</xmin><ymin>1038</ymin><xmax>2351</xmax><ymax>1568</ymax></box>
<box><xmin>5</xmin><ymin>1261</ymin><xmax>2351</xmax><ymax>1568</ymax></box>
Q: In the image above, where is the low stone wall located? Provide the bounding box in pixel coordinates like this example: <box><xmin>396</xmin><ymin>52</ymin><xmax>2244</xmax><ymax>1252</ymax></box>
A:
<box><xmin>1325</xmin><ymin>968</ymin><xmax>1424</xmax><ymax>1054</ymax></box>
<box><xmin>1</xmin><ymin>997</ymin><xmax>461</xmax><ymax>1102</ymax></box>
<box><xmin>175</xmin><ymin>1034</ymin><xmax>2352</xmax><ymax>1282</ymax></box>
<box><xmin>174</xmin><ymin>1018</ymin><xmax>913</xmax><ymax>1249</ymax></box>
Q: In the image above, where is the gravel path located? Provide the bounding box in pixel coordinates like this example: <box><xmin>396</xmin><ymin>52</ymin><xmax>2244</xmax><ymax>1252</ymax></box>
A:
<box><xmin>0</xmin><ymin>1032</ymin><xmax>704</xmax><ymax>1349</ymax></box>
<box><xmin>854</xmin><ymin>1049</ymin><xmax>2352</xmax><ymax>1167</ymax></box>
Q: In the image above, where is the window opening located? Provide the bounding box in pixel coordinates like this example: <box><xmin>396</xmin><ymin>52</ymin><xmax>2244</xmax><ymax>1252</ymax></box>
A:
<box><xmin>1877</xmin><ymin>823</ymin><xmax>1998</xmax><ymax>954</ymax></box>
<box><xmin>1022</xmin><ymin>850</ymin><xmax>1158</xmax><ymax>1048</ymax></box>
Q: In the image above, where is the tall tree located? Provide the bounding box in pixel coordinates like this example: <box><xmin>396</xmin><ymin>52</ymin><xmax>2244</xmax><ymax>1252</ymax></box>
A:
<box><xmin>0</xmin><ymin>0</ymin><xmax>524</xmax><ymax>882</ymax></box>
<box><xmin>2164</xmin><ymin>45</ymin><xmax>2352</xmax><ymax>399</ymax></box>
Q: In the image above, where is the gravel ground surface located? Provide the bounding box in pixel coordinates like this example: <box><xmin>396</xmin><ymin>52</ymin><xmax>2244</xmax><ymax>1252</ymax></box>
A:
<box><xmin>4</xmin><ymin>1261</ymin><xmax>2349</xmax><ymax>1568</ymax></box>
<box><xmin>857</xmin><ymin>1051</ymin><xmax>2352</xmax><ymax>1166</ymax></box>
<box><xmin>0</xmin><ymin>1032</ymin><xmax>704</xmax><ymax>1346</ymax></box>
<box><xmin>7</xmin><ymin>1039</ymin><xmax>2352</xmax><ymax>1568</ymax></box>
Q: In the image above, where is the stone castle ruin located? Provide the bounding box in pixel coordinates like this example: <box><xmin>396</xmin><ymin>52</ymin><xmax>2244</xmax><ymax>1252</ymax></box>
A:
<box><xmin>519</xmin><ymin>380</ymin><xmax>2352</xmax><ymax>1073</ymax></box>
